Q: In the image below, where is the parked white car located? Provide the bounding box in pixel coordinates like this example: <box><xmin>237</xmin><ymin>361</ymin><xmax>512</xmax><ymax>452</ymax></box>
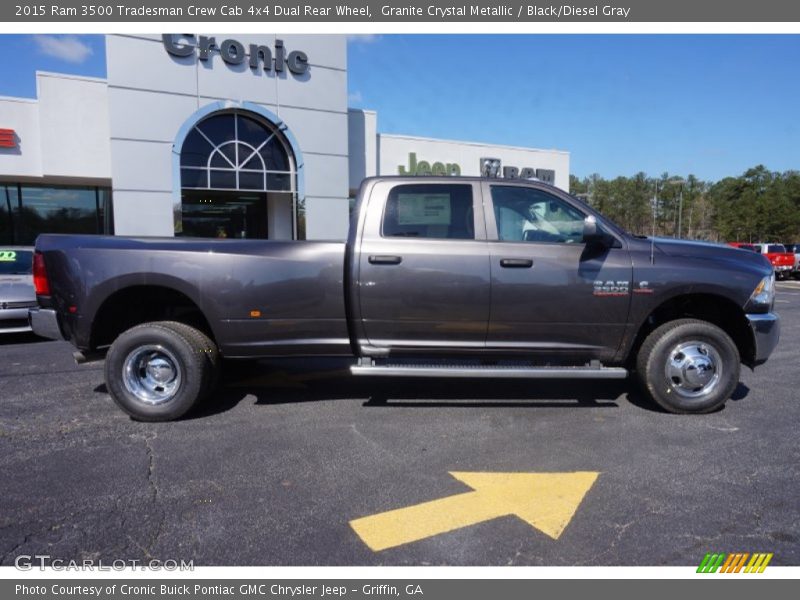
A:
<box><xmin>783</xmin><ymin>243</ymin><xmax>800</xmax><ymax>278</ymax></box>
<box><xmin>0</xmin><ymin>247</ymin><xmax>36</xmax><ymax>333</ymax></box>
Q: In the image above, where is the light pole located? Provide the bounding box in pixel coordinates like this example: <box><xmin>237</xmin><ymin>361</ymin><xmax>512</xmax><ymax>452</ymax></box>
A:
<box><xmin>663</xmin><ymin>178</ymin><xmax>686</xmax><ymax>238</ymax></box>
<box><xmin>650</xmin><ymin>180</ymin><xmax>660</xmax><ymax>264</ymax></box>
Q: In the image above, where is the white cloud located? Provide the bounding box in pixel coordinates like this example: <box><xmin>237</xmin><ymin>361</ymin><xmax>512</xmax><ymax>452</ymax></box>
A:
<box><xmin>33</xmin><ymin>35</ymin><xmax>93</xmax><ymax>64</ymax></box>
<box><xmin>348</xmin><ymin>91</ymin><xmax>364</xmax><ymax>104</ymax></box>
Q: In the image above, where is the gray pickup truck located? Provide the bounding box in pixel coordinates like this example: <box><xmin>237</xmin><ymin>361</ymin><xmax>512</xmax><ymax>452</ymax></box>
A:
<box><xmin>30</xmin><ymin>177</ymin><xmax>779</xmax><ymax>420</ymax></box>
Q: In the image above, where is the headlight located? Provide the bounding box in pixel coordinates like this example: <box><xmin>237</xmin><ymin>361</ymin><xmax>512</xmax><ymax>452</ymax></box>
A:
<box><xmin>748</xmin><ymin>273</ymin><xmax>775</xmax><ymax>308</ymax></box>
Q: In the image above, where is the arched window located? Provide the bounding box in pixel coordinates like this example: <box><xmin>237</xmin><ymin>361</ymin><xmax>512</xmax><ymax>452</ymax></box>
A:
<box><xmin>175</xmin><ymin>107</ymin><xmax>303</xmax><ymax>240</ymax></box>
<box><xmin>179</xmin><ymin>111</ymin><xmax>295</xmax><ymax>193</ymax></box>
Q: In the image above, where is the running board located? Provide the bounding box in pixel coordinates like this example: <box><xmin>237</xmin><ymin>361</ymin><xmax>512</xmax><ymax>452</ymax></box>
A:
<box><xmin>350</xmin><ymin>364</ymin><xmax>628</xmax><ymax>379</ymax></box>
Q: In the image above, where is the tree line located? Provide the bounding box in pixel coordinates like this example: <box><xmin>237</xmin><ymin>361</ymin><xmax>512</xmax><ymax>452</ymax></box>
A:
<box><xmin>569</xmin><ymin>165</ymin><xmax>800</xmax><ymax>243</ymax></box>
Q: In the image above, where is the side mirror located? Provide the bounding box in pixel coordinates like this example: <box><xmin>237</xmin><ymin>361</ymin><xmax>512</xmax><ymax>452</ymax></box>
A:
<box><xmin>582</xmin><ymin>215</ymin><xmax>603</xmax><ymax>244</ymax></box>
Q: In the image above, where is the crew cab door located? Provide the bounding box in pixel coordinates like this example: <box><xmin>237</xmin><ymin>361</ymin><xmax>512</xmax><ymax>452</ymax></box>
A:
<box><xmin>483</xmin><ymin>182</ymin><xmax>632</xmax><ymax>362</ymax></box>
<box><xmin>355</xmin><ymin>180</ymin><xmax>490</xmax><ymax>351</ymax></box>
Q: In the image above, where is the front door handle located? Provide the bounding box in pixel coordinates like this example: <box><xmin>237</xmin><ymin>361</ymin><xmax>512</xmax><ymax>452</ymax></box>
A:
<box><xmin>500</xmin><ymin>258</ymin><xmax>533</xmax><ymax>268</ymax></box>
<box><xmin>369</xmin><ymin>255</ymin><xmax>403</xmax><ymax>265</ymax></box>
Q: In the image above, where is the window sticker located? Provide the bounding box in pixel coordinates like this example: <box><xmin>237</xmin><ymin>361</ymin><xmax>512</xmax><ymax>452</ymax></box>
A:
<box><xmin>397</xmin><ymin>194</ymin><xmax>451</xmax><ymax>226</ymax></box>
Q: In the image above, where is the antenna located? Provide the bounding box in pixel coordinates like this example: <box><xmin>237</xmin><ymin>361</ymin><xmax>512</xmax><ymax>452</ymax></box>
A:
<box><xmin>650</xmin><ymin>180</ymin><xmax>658</xmax><ymax>264</ymax></box>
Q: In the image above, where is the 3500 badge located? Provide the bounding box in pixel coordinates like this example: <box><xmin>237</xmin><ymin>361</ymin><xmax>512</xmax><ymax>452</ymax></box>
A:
<box><xmin>593</xmin><ymin>280</ymin><xmax>629</xmax><ymax>297</ymax></box>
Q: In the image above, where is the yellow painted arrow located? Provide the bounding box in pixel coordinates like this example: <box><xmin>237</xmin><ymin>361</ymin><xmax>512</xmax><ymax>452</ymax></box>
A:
<box><xmin>350</xmin><ymin>471</ymin><xmax>599</xmax><ymax>551</ymax></box>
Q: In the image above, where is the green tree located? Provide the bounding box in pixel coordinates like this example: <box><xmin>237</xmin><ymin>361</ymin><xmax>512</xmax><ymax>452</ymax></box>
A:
<box><xmin>569</xmin><ymin>165</ymin><xmax>800</xmax><ymax>242</ymax></box>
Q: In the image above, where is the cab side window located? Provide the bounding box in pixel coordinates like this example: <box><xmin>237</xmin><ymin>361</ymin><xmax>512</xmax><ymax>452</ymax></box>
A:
<box><xmin>491</xmin><ymin>186</ymin><xmax>585</xmax><ymax>244</ymax></box>
<box><xmin>382</xmin><ymin>184</ymin><xmax>475</xmax><ymax>240</ymax></box>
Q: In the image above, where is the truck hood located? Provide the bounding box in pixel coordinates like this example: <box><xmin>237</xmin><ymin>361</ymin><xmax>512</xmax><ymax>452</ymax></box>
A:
<box><xmin>651</xmin><ymin>237</ymin><xmax>772</xmax><ymax>274</ymax></box>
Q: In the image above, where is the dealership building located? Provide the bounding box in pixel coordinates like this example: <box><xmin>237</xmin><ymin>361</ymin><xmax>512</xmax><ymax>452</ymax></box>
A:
<box><xmin>0</xmin><ymin>34</ymin><xmax>569</xmax><ymax>245</ymax></box>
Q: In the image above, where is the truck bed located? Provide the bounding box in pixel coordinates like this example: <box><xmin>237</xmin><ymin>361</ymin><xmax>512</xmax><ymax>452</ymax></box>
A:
<box><xmin>36</xmin><ymin>235</ymin><xmax>350</xmax><ymax>357</ymax></box>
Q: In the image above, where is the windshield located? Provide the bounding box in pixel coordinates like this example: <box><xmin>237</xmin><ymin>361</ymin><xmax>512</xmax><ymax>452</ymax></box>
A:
<box><xmin>0</xmin><ymin>249</ymin><xmax>33</xmax><ymax>275</ymax></box>
<box><xmin>767</xmin><ymin>244</ymin><xmax>786</xmax><ymax>253</ymax></box>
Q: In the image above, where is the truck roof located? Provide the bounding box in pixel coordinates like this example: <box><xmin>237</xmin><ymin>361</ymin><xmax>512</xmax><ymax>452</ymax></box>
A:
<box><xmin>359</xmin><ymin>175</ymin><xmax>564</xmax><ymax>191</ymax></box>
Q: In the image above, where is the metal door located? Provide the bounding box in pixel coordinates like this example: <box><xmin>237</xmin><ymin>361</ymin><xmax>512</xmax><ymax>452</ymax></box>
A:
<box><xmin>483</xmin><ymin>182</ymin><xmax>632</xmax><ymax>362</ymax></box>
<box><xmin>356</xmin><ymin>180</ymin><xmax>491</xmax><ymax>352</ymax></box>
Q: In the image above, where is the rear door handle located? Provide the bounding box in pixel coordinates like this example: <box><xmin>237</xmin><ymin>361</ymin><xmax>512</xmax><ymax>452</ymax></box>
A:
<box><xmin>369</xmin><ymin>255</ymin><xmax>403</xmax><ymax>265</ymax></box>
<box><xmin>500</xmin><ymin>258</ymin><xmax>533</xmax><ymax>268</ymax></box>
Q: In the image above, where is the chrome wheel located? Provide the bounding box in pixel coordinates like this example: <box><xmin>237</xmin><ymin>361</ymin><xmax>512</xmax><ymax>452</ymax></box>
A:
<box><xmin>664</xmin><ymin>340</ymin><xmax>722</xmax><ymax>399</ymax></box>
<box><xmin>122</xmin><ymin>344</ymin><xmax>182</xmax><ymax>405</ymax></box>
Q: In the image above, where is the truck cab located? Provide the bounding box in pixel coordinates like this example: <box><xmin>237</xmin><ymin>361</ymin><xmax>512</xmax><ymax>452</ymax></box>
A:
<box><xmin>350</xmin><ymin>178</ymin><xmax>631</xmax><ymax>364</ymax></box>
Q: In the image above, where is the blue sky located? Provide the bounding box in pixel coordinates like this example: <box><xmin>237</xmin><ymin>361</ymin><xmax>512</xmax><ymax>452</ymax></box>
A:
<box><xmin>0</xmin><ymin>34</ymin><xmax>106</xmax><ymax>87</ymax></box>
<box><xmin>1</xmin><ymin>34</ymin><xmax>798</xmax><ymax>181</ymax></box>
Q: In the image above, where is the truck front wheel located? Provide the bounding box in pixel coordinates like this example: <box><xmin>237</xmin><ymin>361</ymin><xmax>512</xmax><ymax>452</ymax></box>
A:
<box><xmin>104</xmin><ymin>322</ymin><xmax>217</xmax><ymax>421</ymax></box>
<box><xmin>636</xmin><ymin>319</ymin><xmax>740</xmax><ymax>414</ymax></box>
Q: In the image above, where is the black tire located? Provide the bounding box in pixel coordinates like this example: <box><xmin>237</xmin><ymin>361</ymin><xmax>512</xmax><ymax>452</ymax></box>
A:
<box><xmin>104</xmin><ymin>321</ymin><xmax>213</xmax><ymax>421</ymax></box>
<box><xmin>157</xmin><ymin>321</ymin><xmax>220</xmax><ymax>396</ymax></box>
<box><xmin>636</xmin><ymin>319</ymin><xmax>740</xmax><ymax>414</ymax></box>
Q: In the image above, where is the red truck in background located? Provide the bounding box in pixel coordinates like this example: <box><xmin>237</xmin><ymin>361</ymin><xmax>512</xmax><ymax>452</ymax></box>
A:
<box><xmin>729</xmin><ymin>242</ymin><xmax>794</xmax><ymax>280</ymax></box>
<box><xmin>756</xmin><ymin>244</ymin><xmax>794</xmax><ymax>280</ymax></box>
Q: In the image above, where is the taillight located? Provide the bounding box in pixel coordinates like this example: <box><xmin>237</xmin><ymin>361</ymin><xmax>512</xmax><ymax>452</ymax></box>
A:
<box><xmin>33</xmin><ymin>251</ymin><xmax>50</xmax><ymax>296</ymax></box>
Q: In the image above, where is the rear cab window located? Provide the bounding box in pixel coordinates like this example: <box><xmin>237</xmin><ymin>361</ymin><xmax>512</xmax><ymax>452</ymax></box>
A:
<box><xmin>0</xmin><ymin>249</ymin><xmax>33</xmax><ymax>275</ymax></box>
<box><xmin>381</xmin><ymin>184</ymin><xmax>475</xmax><ymax>240</ymax></box>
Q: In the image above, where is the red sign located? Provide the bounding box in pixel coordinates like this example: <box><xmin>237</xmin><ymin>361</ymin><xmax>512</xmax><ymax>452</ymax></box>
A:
<box><xmin>0</xmin><ymin>129</ymin><xmax>16</xmax><ymax>148</ymax></box>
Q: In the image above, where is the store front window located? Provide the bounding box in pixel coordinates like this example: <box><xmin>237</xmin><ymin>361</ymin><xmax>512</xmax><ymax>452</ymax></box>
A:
<box><xmin>0</xmin><ymin>184</ymin><xmax>112</xmax><ymax>245</ymax></box>
<box><xmin>176</xmin><ymin>110</ymin><xmax>300</xmax><ymax>239</ymax></box>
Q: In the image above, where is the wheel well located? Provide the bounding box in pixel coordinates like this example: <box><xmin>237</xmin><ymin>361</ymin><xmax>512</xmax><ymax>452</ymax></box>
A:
<box><xmin>627</xmin><ymin>294</ymin><xmax>755</xmax><ymax>368</ymax></box>
<box><xmin>91</xmin><ymin>286</ymin><xmax>214</xmax><ymax>350</ymax></box>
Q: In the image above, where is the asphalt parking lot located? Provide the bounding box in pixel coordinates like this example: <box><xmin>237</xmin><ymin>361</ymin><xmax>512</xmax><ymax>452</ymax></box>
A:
<box><xmin>1</xmin><ymin>282</ymin><xmax>799</xmax><ymax>567</ymax></box>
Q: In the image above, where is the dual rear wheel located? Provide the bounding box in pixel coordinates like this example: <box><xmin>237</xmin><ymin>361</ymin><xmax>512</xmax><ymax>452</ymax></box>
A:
<box><xmin>104</xmin><ymin>321</ymin><xmax>219</xmax><ymax>422</ymax></box>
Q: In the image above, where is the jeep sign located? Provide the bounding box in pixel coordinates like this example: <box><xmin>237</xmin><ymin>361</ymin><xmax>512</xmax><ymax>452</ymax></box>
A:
<box><xmin>398</xmin><ymin>152</ymin><xmax>461</xmax><ymax>177</ymax></box>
